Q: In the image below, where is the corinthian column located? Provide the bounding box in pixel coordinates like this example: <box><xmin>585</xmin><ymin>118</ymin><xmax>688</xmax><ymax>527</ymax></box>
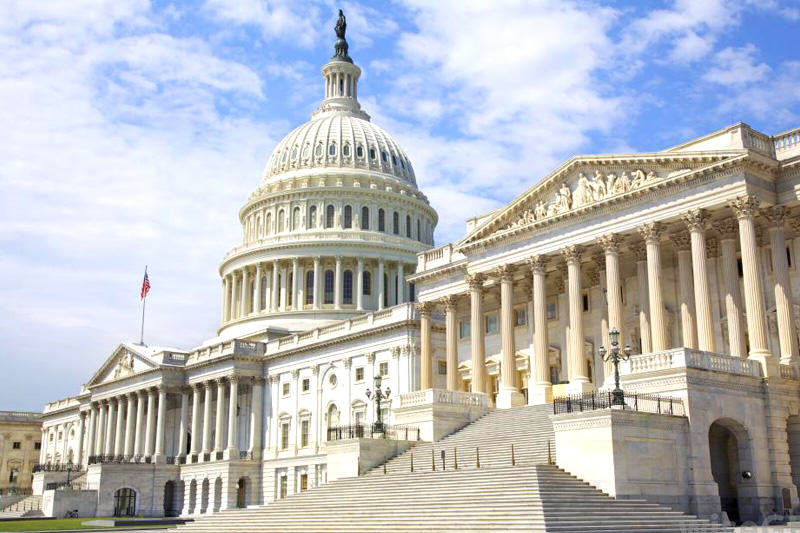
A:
<box><xmin>730</xmin><ymin>195</ymin><xmax>776</xmax><ymax>376</ymax></box>
<box><xmin>714</xmin><ymin>218</ymin><xmax>746</xmax><ymax>357</ymax></box>
<box><xmin>334</xmin><ymin>256</ymin><xmax>342</xmax><ymax>310</ymax></box>
<box><xmin>145</xmin><ymin>388</ymin><xmax>156</xmax><ymax>457</ymax></box>
<box><xmin>271</xmin><ymin>260</ymin><xmax>280</xmax><ymax>312</ymax></box>
<box><xmin>134</xmin><ymin>391</ymin><xmax>145</xmax><ymax>456</ymax></box>
<box><xmin>214</xmin><ymin>379</ymin><xmax>226</xmax><ymax>453</ymax></box>
<box><xmin>441</xmin><ymin>295</ymin><xmax>459</xmax><ymax>391</ymax></box>
<box><xmin>528</xmin><ymin>256</ymin><xmax>551</xmax><ymax>404</ymax></box>
<box><xmin>190</xmin><ymin>384</ymin><xmax>201</xmax><ymax>455</ymax></box>
<box><xmin>124</xmin><ymin>392</ymin><xmax>136</xmax><ymax>457</ymax></box>
<box><xmin>670</xmin><ymin>232</ymin><xmax>697</xmax><ymax>349</ymax></box>
<box><xmin>562</xmin><ymin>246</ymin><xmax>591</xmax><ymax>392</ymax></box>
<box><xmin>599</xmin><ymin>235</ymin><xmax>624</xmax><ymax>380</ymax></box>
<box><xmin>75</xmin><ymin>411</ymin><xmax>86</xmax><ymax>465</ymax></box>
<box><xmin>113</xmin><ymin>397</ymin><xmax>125</xmax><ymax>457</ymax></box>
<box><xmin>639</xmin><ymin>222</ymin><xmax>668</xmax><ymax>351</ymax></box>
<box><xmin>227</xmin><ymin>376</ymin><xmax>239</xmax><ymax>455</ymax></box>
<box><xmin>684</xmin><ymin>209</ymin><xmax>715</xmax><ymax>352</ymax></box>
<box><xmin>417</xmin><ymin>302</ymin><xmax>434</xmax><ymax>390</ymax></box>
<box><xmin>202</xmin><ymin>381</ymin><xmax>213</xmax><ymax>455</ymax></box>
<box><xmin>230</xmin><ymin>272</ymin><xmax>239</xmax><ymax>320</ymax></box>
<box><xmin>313</xmin><ymin>256</ymin><xmax>321</xmax><ymax>310</ymax></box>
<box><xmin>254</xmin><ymin>263</ymin><xmax>263</xmax><ymax>314</ymax></box>
<box><xmin>222</xmin><ymin>276</ymin><xmax>230</xmax><ymax>322</ymax></box>
<box><xmin>632</xmin><ymin>244</ymin><xmax>651</xmax><ymax>353</ymax></box>
<box><xmin>154</xmin><ymin>387</ymin><xmax>167</xmax><ymax>461</ymax></box>
<box><xmin>104</xmin><ymin>400</ymin><xmax>115</xmax><ymax>456</ymax></box>
<box><xmin>495</xmin><ymin>265</ymin><xmax>523</xmax><ymax>407</ymax></box>
<box><xmin>177</xmin><ymin>388</ymin><xmax>189</xmax><ymax>459</ymax></box>
<box><xmin>240</xmin><ymin>267</ymin><xmax>249</xmax><ymax>317</ymax></box>
<box><xmin>763</xmin><ymin>206</ymin><xmax>799</xmax><ymax>365</ymax></box>
<box><xmin>467</xmin><ymin>273</ymin><xmax>487</xmax><ymax>397</ymax></box>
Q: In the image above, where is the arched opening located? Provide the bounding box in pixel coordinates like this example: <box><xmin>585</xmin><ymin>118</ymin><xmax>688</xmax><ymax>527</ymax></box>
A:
<box><xmin>308</xmin><ymin>206</ymin><xmax>317</xmax><ymax>229</ymax></box>
<box><xmin>343</xmin><ymin>205</ymin><xmax>352</xmax><ymax>228</ymax></box>
<box><xmin>277</xmin><ymin>210</ymin><xmax>285</xmax><ymax>233</ymax></box>
<box><xmin>327</xmin><ymin>404</ymin><xmax>340</xmax><ymax>440</ymax></box>
<box><xmin>325</xmin><ymin>205</ymin><xmax>335</xmax><ymax>228</ymax></box>
<box><xmin>378</xmin><ymin>209</ymin><xmax>385</xmax><ymax>232</ymax></box>
<box><xmin>324</xmin><ymin>270</ymin><xmax>334</xmax><ymax>304</ymax></box>
<box><xmin>292</xmin><ymin>207</ymin><xmax>300</xmax><ymax>230</ymax></box>
<box><xmin>113</xmin><ymin>488</ymin><xmax>136</xmax><ymax>517</ymax></box>
<box><xmin>343</xmin><ymin>270</ymin><xmax>353</xmax><ymax>305</ymax></box>
<box><xmin>708</xmin><ymin>420</ymin><xmax>750</xmax><ymax>524</ymax></box>
<box><xmin>163</xmin><ymin>480</ymin><xmax>177</xmax><ymax>517</ymax></box>
<box><xmin>236</xmin><ymin>477</ymin><xmax>249</xmax><ymax>508</ymax></box>
<box><xmin>305</xmin><ymin>271</ymin><xmax>314</xmax><ymax>305</ymax></box>
<box><xmin>200</xmin><ymin>479</ymin><xmax>209</xmax><ymax>514</ymax></box>
<box><xmin>392</xmin><ymin>211</ymin><xmax>399</xmax><ymax>234</ymax></box>
<box><xmin>213</xmin><ymin>478</ymin><xmax>222</xmax><ymax>513</ymax></box>
<box><xmin>405</xmin><ymin>214</ymin><xmax>411</xmax><ymax>237</ymax></box>
<box><xmin>265</xmin><ymin>212</ymin><xmax>272</xmax><ymax>235</ymax></box>
<box><xmin>188</xmin><ymin>480</ymin><xmax>197</xmax><ymax>515</ymax></box>
<box><xmin>361</xmin><ymin>206</ymin><xmax>369</xmax><ymax>229</ymax></box>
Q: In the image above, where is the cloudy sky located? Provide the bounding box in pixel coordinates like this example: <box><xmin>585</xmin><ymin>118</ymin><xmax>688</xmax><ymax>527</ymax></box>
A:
<box><xmin>1</xmin><ymin>0</ymin><xmax>798</xmax><ymax>410</ymax></box>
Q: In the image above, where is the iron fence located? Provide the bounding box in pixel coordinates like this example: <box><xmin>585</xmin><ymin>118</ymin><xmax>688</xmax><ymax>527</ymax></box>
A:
<box><xmin>33</xmin><ymin>463</ymin><xmax>82</xmax><ymax>473</ymax></box>
<box><xmin>327</xmin><ymin>424</ymin><xmax>420</xmax><ymax>442</ymax></box>
<box><xmin>553</xmin><ymin>390</ymin><xmax>685</xmax><ymax>416</ymax></box>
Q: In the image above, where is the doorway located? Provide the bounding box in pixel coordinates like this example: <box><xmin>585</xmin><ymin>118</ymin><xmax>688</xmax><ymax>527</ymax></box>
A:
<box><xmin>113</xmin><ymin>488</ymin><xmax>136</xmax><ymax>517</ymax></box>
<box><xmin>708</xmin><ymin>421</ymin><xmax>742</xmax><ymax>524</ymax></box>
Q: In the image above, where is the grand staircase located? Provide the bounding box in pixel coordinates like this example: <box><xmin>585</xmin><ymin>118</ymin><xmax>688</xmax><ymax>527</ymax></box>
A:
<box><xmin>0</xmin><ymin>494</ymin><xmax>43</xmax><ymax>518</ymax></box>
<box><xmin>176</xmin><ymin>405</ymin><xmax>732</xmax><ymax>532</ymax></box>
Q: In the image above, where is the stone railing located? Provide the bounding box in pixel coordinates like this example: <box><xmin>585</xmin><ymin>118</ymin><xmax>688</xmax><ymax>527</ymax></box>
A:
<box><xmin>773</xmin><ymin>127</ymin><xmax>800</xmax><ymax>160</ymax></box>
<box><xmin>398</xmin><ymin>389</ymin><xmax>488</xmax><ymax>408</ymax></box>
<box><xmin>780</xmin><ymin>364</ymin><xmax>800</xmax><ymax>381</ymax></box>
<box><xmin>416</xmin><ymin>244</ymin><xmax>466</xmax><ymax>272</ymax></box>
<box><xmin>0</xmin><ymin>411</ymin><xmax>42</xmax><ymax>422</ymax></box>
<box><xmin>624</xmin><ymin>348</ymin><xmax>762</xmax><ymax>378</ymax></box>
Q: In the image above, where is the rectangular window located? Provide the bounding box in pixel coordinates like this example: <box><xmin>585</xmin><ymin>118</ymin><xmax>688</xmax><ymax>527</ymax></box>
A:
<box><xmin>282</xmin><ymin>382</ymin><xmax>290</xmax><ymax>397</ymax></box>
<box><xmin>484</xmin><ymin>314</ymin><xmax>499</xmax><ymax>335</ymax></box>
<box><xmin>459</xmin><ymin>321</ymin><xmax>470</xmax><ymax>339</ymax></box>
<box><xmin>355</xmin><ymin>367</ymin><xmax>364</xmax><ymax>382</ymax></box>
<box><xmin>280</xmin><ymin>422</ymin><xmax>290</xmax><ymax>450</ymax></box>
<box><xmin>379</xmin><ymin>362</ymin><xmax>389</xmax><ymax>376</ymax></box>
<box><xmin>300</xmin><ymin>473</ymin><xmax>308</xmax><ymax>492</ymax></box>
<box><xmin>300</xmin><ymin>419</ymin><xmax>309</xmax><ymax>448</ymax></box>
<box><xmin>12</xmin><ymin>441</ymin><xmax>21</xmax><ymax>450</ymax></box>
<box><xmin>34</xmin><ymin>442</ymin><xmax>41</xmax><ymax>450</ymax></box>
<box><xmin>279</xmin><ymin>475</ymin><xmax>288</xmax><ymax>499</ymax></box>
<box><xmin>514</xmin><ymin>308</ymin><xmax>527</xmax><ymax>327</ymax></box>
<box><xmin>301</xmin><ymin>378</ymin><xmax>310</xmax><ymax>393</ymax></box>
<box><xmin>582</xmin><ymin>292</ymin><xmax>590</xmax><ymax>312</ymax></box>
<box><xmin>437</xmin><ymin>360</ymin><xmax>447</xmax><ymax>375</ymax></box>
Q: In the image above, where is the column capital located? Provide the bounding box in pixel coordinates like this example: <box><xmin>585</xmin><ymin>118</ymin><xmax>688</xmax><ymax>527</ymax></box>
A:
<box><xmin>729</xmin><ymin>194</ymin><xmax>761</xmax><ymax>220</ymax></box>
<box><xmin>147</xmin><ymin>387</ymin><xmax>157</xmax><ymax>397</ymax></box>
<box><xmin>228</xmin><ymin>374</ymin><xmax>240</xmax><ymax>385</ymax></box>
<box><xmin>682</xmin><ymin>208</ymin><xmax>709</xmax><ymax>232</ymax></box>
<box><xmin>669</xmin><ymin>232</ymin><xmax>692</xmax><ymax>252</ymax></box>
<box><xmin>494</xmin><ymin>264</ymin><xmax>515</xmax><ymax>282</ymax></box>
<box><xmin>560</xmin><ymin>244</ymin><xmax>583</xmax><ymax>264</ymax></box>
<box><xmin>761</xmin><ymin>205</ymin><xmax>788</xmax><ymax>228</ymax></box>
<box><xmin>637</xmin><ymin>221</ymin><xmax>664</xmax><ymax>243</ymax></box>
<box><xmin>415</xmin><ymin>301</ymin><xmax>434</xmax><ymax>317</ymax></box>
<box><xmin>268</xmin><ymin>375</ymin><xmax>280</xmax><ymax>385</ymax></box>
<box><xmin>439</xmin><ymin>294</ymin><xmax>458</xmax><ymax>311</ymax></box>
<box><xmin>465</xmin><ymin>272</ymin><xmax>486</xmax><ymax>291</ymax></box>
<box><xmin>253</xmin><ymin>376</ymin><xmax>267</xmax><ymax>385</ymax></box>
<box><xmin>597</xmin><ymin>233</ymin><xmax>622</xmax><ymax>254</ymax></box>
<box><xmin>713</xmin><ymin>217</ymin><xmax>739</xmax><ymax>239</ymax></box>
<box><xmin>214</xmin><ymin>377</ymin><xmax>226</xmax><ymax>386</ymax></box>
<box><xmin>527</xmin><ymin>255</ymin><xmax>546</xmax><ymax>274</ymax></box>
<box><xmin>205</xmin><ymin>379</ymin><xmax>215</xmax><ymax>389</ymax></box>
<box><xmin>631</xmin><ymin>242</ymin><xmax>648</xmax><ymax>262</ymax></box>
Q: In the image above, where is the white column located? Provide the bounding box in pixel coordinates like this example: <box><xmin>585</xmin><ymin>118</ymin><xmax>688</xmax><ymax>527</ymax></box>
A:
<box><xmin>134</xmin><ymin>391</ymin><xmax>146</xmax><ymax>456</ymax></box>
<box><xmin>670</xmin><ymin>233</ymin><xmax>697</xmax><ymax>349</ymax></box>
<box><xmin>145</xmin><ymin>388</ymin><xmax>156</xmax><ymax>457</ymax></box>
<box><xmin>313</xmin><ymin>256</ymin><xmax>321</xmax><ymax>310</ymax></box>
<box><xmin>177</xmin><ymin>389</ymin><xmax>189</xmax><ymax>458</ymax></box>
<box><xmin>214</xmin><ymin>379</ymin><xmax>225</xmax><ymax>453</ymax></box>
<box><xmin>292</xmin><ymin>258</ymin><xmax>299</xmax><ymax>311</ymax></box>
<box><xmin>497</xmin><ymin>264</ymin><xmax>523</xmax><ymax>407</ymax></box>
<box><xmin>599</xmin><ymin>235</ymin><xmax>624</xmax><ymax>379</ymax></box>
<box><xmin>75</xmin><ymin>411</ymin><xmax>86</xmax><ymax>465</ymax></box>
<box><xmin>715</xmin><ymin>219</ymin><xmax>746</xmax><ymax>357</ymax></box>
<box><xmin>227</xmin><ymin>376</ymin><xmax>239</xmax><ymax>454</ymax></box>
<box><xmin>418</xmin><ymin>302</ymin><xmax>433</xmax><ymax>390</ymax></box>
<box><xmin>222</xmin><ymin>276</ymin><xmax>230</xmax><ymax>322</ymax></box>
<box><xmin>154</xmin><ymin>387</ymin><xmax>167</xmax><ymax>460</ymax></box>
<box><xmin>529</xmin><ymin>256</ymin><xmax>551</xmax><ymax>404</ymax></box>
<box><xmin>250</xmin><ymin>378</ymin><xmax>265</xmax><ymax>459</ymax></box>
<box><xmin>280</xmin><ymin>265</ymin><xmax>288</xmax><ymax>310</ymax></box>
<box><xmin>356</xmin><ymin>258</ymin><xmax>364</xmax><ymax>311</ymax></box>
<box><xmin>104</xmin><ymin>400</ymin><xmax>115</xmax><ymax>456</ymax></box>
<box><xmin>442</xmin><ymin>295</ymin><xmax>459</xmax><ymax>391</ymax></box>
<box><xmin>563</xmin><ymin>246</ymin><xmax>591</xmax><ymax>391</ymax></box>
<box><xmin>202</xmin><ymin>381</ymin><xmax>213</xmax><ymax>455</ymax></box>
<box><xmin>684</xmin><ymin>209</ymin><xmax>715</xmax><ymax>352</ymax></box>
<box><xmin>271</xmin><ymin>260</ymin><xmax>280</xmax><ymax>312</ymax></box>
<box><xmin>270</xmin><ymin>376</ymin><xmax>280</xmax><ymax>457</ymax></box>
<box><xmin>467</xmin><ymin>273</ymin><xmax>487</xmax><ymax>397</ymax></box>
<box><xmin>633</xmin><ymin>245</ymin><xmax>651</xmax><ymax>353</ymax></box>
<box><xmin>113</xmin><ymin>397</ymin><xmax>125</xmax><ymax>456</ymax></box>
<box><xmin>86</xmin><ymin>404</ymin><xmax>97</xmax><ymax>460</ymax></box>
<box><xmin>334</xmin><ymin>256</ymin><xmax>342</xmax><ymax>309</ymax></box>
<box><xmin>639</xmin><ymin>223</ymin><xmax>667</xmax><ymax>351</ymax></box>
<box><xmin>254</xmin><ymin>263</ymin><xmax>263</xmax><ymax>314</ymax></box>
<box><xmin>230</xmin><ymin>271</ymin><xmax>239</xmax><ymax>320</ymax></box>
<box><xmin>240</xmin><ymin>267</ymin><xmax>249</xmax><ymax>317</ymax></box>
<box><xmin>397</xmin><ymin>263</ymin><xmax>405</xmax><ymax>304</ymax></box>
<box><xmin>730</xmin><ymin>195</ymin><xmax>776</xmax><ymax>376</ymax></box>
<box><xmin>377</xmin><ymin>259</ymin><xmax>385</xmax><ymax>310</ymax></box>
<box><xmin>95</xmin><ymin>402</ymin><xmax>107</xmax><ymax>456</ymax></box>
<box><xmin>190</xmin><ymin>384</ymin><xmax>202</xmax><ymax>455</ymax></box>
<box><xmin>764</xmin><ymin>206</ymin><xmax>800</xmax><ymax>365</ymax></box>
<box><xmin>124</xmin><ymin>392</ymin><xmax>136</xmax><ymax>457</ymax></box>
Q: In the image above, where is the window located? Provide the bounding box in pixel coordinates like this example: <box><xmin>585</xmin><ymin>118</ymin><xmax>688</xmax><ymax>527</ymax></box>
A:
<box><xmin>282</xmin><ymin>382</ymin><xmax>290</xmax><ymax>396</ymax></box>
<box><xmin>291</xmin><ymin>146</ymin><xmax>298</xmax><ymax>159</ymax></box>
<box><xmin>343</xmin><ymin>270</ymin><xmax>353</xmax><ymax>304</ymax></box>
<box><xmin>325</xmin><ymin>205</ymin><xmax>335</xmax><ymax>228</ymax></box>
<box><xmin>328</xmin><ymin>143</ymin><xmax>336</xmax><ymax>156</ymax></box>
<box><xmin>392</xmin><ymin>154</ymin><xmax>397</xmax><ymax>166</ymax></box>
<box><xmin>292</xmin><ymin>207</ymin><xmax>300</xmax><ymax>230</ymax></box>
<box><xmin>287</xmin><ymin>273</ymin><xmax>293</xmax><ymax>307</ymax></box>
<box><xmin>383</xmin><ymin>274</ymin><xmax>389</xmax><ymax>307</ymax></box>
<box><xmin>582</xmin><ymin>292</ymin><xmax>590</xmax><ymax>312</ymax></box>
<box><xmin>459</xmin><ymin>321</ymin><xmax>471</xmax><ymax>339</ymax></box>
<box><xmin>329</xmin><ymin>374</ymin><xmax>338</xmax><ymax>387</ymax></box>
<box><xmin>788</xmin><ymin>246</ymin><xmax>794</xmax><ymax>268</ymax></box>
<box><xmin>363</xmin><ymin>271</ymin><xmax>371</xmax><ymax>295</ymax></box>
<box><xmin>416</xmin><ymin>219</ymin><xmax>421</xmax><ymax>241</ymax></box>
<box><xmin>381</xmin><ymin>151</ymin><xmax>388</xmax><ymax>162</ymax></box>
<box><xmin>379</xmin><ymin>361</ymin><xmax>389</xmax><ymax>376</ymax></box>
<box><xmin>355</xmin><ymin>367</ymin><xmax>365</xmax><ymax>382</ymax></box>
<box><xmin>308</xmin><ymin>206</ymin><xmax>316</xmax><ymax>229</ymax></box>
<box><xmin>266</xmin><ymin>212</ymin><xmax>272</xmax><ymax>234</ymax></box>
<box><xmin>737</xmin><ymin>257</ymin><xmax>744</xmax><ymax>277</ymax></box>
<box><xmin>409</xmin><ymin>282</ymin><xmax>415</xmax><ymax>302</ymax></box>
<box><xmin>315</xmin><ymin>144</ymin><xmax>323</xmax><ymax>157</ymax></box>
<box><xmin>34</xmin><ymin>442</ymin><xmax>41</xmax><ymax>450</ymax></box>
<box><xmin>277</xmin><ymin>209</ymin><xmax>285</xmax><ymax>232</ymax></box>
<box><xmin>343</xmin><ymin>144</ymin><xmax>350</xmax><ymax>157</ymax></box>
<box><xmin>378</xmin><ymin>209</ymin><xmax>386</xmax><ymax>232</ymax></box>
<box><xmin>279</xmin><ymin>475</ymin><xmax>288</xmax><ymax>498</ymax></box>
<box><xmin>300</xmin><ymin>473</ymin><xmax>308</xmax><ymax>491</ymax></box>
<box><xmin>280</xmin><ymin>422</ymin><xmax>290</xmax><ymax>450</ymax></box>
<box><xmin>393</xmin><ymin>211</ymin><xmax>399</xmax><ymax>234</ymax></box>
<box><xmin>356</xmin><ymin>145</ymin><xmax>364</xmax><ymax>158</ymax></box>
<box><xmin>361</xmin><ymin>206</ymin><xmax>370</xmax><ymax>230</ymax></box>
<box><xmin>49</xmin><ymin>433</ymin><xmax>53</xmax><ymax>442</ymax></box>
<box><xmin>343</xmin><ymin>205</ymin><xmax>352</xmax><ymax>228</ymax></box>
<box><xmin>485</xmin><ymin>314</ymin><xmax>499</xmax><ymax>334</ymax></box>
<box><xmin>369</xmin><ymin>147</ymin><xmax>376</xmax><ymax>160</ymax></box>
<box><xmin>12</xmin><ymin>441</ymin><xmax>21</xmax><ymax>450</ymax></box>
<box><xmin>438</xmin><ymin>361</ymin><xmax>447</xmax><ymax>375</ymax></box>
<box><xmin>405</xmin><ymin>215</ymin><xmax>411</xmax><ymax>237</ymax></box>
<box><xmin>514</xmin><ymin>308</ymin><xmax>527</xmax><ymax>327</ymax></box>
<box><xmin>300</xmin><ymin>420</ymin><xmax>310</xmax><ymax>448</ymax></box>
<box><xmin>302</xmin><ymin>378</ymin><xmax>310</xmax><ymax>393</ymax></box>
<box><xmin>547</xmin><ymin>299</ymin><xmax>558</xmax><ymax>321</ymax></box>
<box><xmin>306</xmin><ymin>271</ymin><xmax>314</xmax><ymax>305</ymax></box>
<box><xmin>324</xmin><ymin>270</ymin><xmax>334</xmax><ymax>304</ymax></box>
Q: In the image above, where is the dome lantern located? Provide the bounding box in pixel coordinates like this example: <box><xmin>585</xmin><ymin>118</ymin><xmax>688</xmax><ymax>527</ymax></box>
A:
<box><xmin>315</xmin><ymin>10</ymin><xmax>368</xmax><ymax>120</ymax></box>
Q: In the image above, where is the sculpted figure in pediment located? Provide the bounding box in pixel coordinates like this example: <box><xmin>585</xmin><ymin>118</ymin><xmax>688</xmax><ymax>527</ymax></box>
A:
<box><xmin>112</xmin><ymin>352</ymin><xmax>134</xmax><ymax>379</ymax></box>
<box><xmin>646</xmin><ymin>170</ymin><xmax>658</xmax><ymax>182</ymax></box>
<box><xmin>535</xmin><ymin>200</ymin><xmax>547</xmax><ymax>219</ymax></box>
<box><xmin>557</xmin><ymin>183</ymin><xmax>571</xmax><ymax>212</ymax></box>
<box><xmin>630</xmin><ymin>169</ymin><xmax>646</xmax><ymax>189</ymax></box>
<box><xmin>590</xmin><ymin>170</ymin><xmax>606</xmax><ymax>200</ymax></box>
<box><xmin>573</xmin><ymin>173</ymin><xmax>593</xmax><ymax>208</ymax></box>
<box><xmin>613</xmin><ymin>171</ymin><xmax>630</xmax><ymax>194</ymax></box>
<box><xmin>605</xmin><ymin>173</ymin><xmax>617</xmax><ymax>195</ymax></box>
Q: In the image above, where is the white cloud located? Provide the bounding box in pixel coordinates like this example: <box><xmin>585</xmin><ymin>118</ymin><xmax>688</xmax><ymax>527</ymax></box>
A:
<box><xmin>703</xmin><ymin>44</ymin><xmax>771</xmax><ymax>86</ymax></box>
<box><xmin>202</xmin><ymin>0</ymin><xmax>321</xmax><ymax>48</ymax></box>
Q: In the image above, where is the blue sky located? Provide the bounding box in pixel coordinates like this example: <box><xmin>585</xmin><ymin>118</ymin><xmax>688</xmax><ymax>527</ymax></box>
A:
<box><xmin>1</xmin><ymin>0</ymin><xmax>798</xmax><ymax>410</ymax></box>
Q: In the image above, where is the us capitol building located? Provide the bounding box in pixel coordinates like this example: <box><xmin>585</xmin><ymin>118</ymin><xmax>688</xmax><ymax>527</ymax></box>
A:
<box><xmin>30</xmin><ymin>13</ymin><xmax>800</xmax><ymax>529</ymax></box>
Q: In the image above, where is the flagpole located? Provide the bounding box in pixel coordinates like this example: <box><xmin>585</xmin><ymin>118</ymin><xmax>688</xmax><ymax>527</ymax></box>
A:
<box><xmin>140</xmin><ymin>266</ymin><xmax>147</xmax><ymax>346</ymax></box>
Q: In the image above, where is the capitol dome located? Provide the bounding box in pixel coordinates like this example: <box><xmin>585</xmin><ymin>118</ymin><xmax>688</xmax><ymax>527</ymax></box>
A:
<box><xmin>217</xmin><ymin>17</ymin><xmax>437</xmax><ymax>340</ymax></box>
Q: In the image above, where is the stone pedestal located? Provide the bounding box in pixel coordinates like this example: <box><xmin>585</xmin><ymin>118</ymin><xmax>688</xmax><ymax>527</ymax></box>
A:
<box><xmin>496</xmin><ymin>389</ymin><xmax>525</xmax><ymax>409</ymax></box>
<box><xmin>564</xmin><ymin>380</ymin><xmax>595</xmax><ymax>395</ymax></box>
<box><xmin>326</xmin><ymin>438</ymin><xmax>415</xmax><ymax>482</ymax></box>
<box><xmin>393</xmin><ymin>389</ymin><xmax>489</xmax><ymax>442</ymax></box>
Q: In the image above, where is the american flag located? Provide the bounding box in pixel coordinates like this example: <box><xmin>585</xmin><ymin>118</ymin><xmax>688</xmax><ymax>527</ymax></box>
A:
<box><xmin>140</xmin><ymin>267</ymin><xmax>151</xmax><ymax>299</ymax></box>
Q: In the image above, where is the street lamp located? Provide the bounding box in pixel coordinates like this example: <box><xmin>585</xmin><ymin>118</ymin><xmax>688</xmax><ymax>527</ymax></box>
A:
<box><xmin>365</xmin><ymin>374</ymin><xmax>391</xmax><ymax>432</ymax></box>
<box><xmin>598</xmin><ymin>328</ymin><xmax>631</xmax><ymax>406</ymax></box>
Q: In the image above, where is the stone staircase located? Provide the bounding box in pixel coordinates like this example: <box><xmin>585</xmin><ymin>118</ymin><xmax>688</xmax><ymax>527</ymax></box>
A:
<box><xmin>176</xmin><ymin>405</ymin><xmax>732</xmax><ymax>532</ymax></box>
<box><xmin>0</xmin><ymin>494</ymin><xmax>43</xmax><ymax>518</ymax></box>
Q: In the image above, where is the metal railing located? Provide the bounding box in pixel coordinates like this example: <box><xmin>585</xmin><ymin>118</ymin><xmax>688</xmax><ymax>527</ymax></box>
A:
<box><xmin>33</xmin><ymin>463</ymin><xmax>82</xmax><ymax>473</ymax></box>
<box><xmin>87</xmin><ymin>454</ymin><xmax>152</xmax><ymax>465</ymax></box>
<box><xmin>553</xmin><ymin>390</ymin><xmax>685</xmax><ymax>416</ymax></box>
<box><xmin>327</xmin><ymin>424</ymin><xmax>420</xmax><ymax>442</ymax></box>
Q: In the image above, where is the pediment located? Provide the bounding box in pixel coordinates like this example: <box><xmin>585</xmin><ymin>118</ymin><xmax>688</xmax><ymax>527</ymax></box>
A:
<box><xmin>87</xmin><ymin>344</ymin><xmax>158</xmax><ymax>386</ymax></box>
<box><xmin>458</xmin><ymin>151</ymin><xmax>747</xmax><ymax>249</ymax></box>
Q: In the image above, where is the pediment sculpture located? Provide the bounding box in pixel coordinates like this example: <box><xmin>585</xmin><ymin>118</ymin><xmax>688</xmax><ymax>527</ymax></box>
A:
<box><xmin>112</xmin><ymin>351</ymin><xmax>135</xmax><ymax>379</ymax></box>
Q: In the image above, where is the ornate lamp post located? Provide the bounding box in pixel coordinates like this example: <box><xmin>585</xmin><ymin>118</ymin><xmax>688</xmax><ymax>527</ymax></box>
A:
<box><xmin>599</xmin><ymin>328</ymin><xmax>631</xmax><ymax>406</ymax></box>
<box><xmin>365</xmin><ymin>374</ymin><xmax>391</xmax><ymax>432</ymax></box>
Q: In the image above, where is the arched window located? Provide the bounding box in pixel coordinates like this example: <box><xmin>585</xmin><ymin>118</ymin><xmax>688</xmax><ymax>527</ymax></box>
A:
<box><xmin>392</xmin><ymin>211</ymin><xmax>399</xmax><ymax>235</ymax></box>
<box><xmin>328</xmin><ymin>143</ymin><xmax>337</xmax><ymax>156</ymax></box>
<box><xmin>378</xmin><ymin>209</ymin><xmax>385</xmax><ymax>232</ymax></box>
<box><xmin>361</xmin><ymin>206</ymin><xmax>370</xmax><ymax>230</ymax></box>
<box><xmin>292</xmin><ymin>207</ymin><xmax>300</xmax><ymax>230</ymax></box>
<box><xmin>325</xmin><ymin>205</ymin><xmax>335</xmax><ymax>228</ymax></box>
<box><xmin>277</xmin><ymin>210</ymin><xmax>285</xmax><ymax>232</ymax></box>
<box><xmin>356</xmin><ymin>145</ymin><xmax>364</xmax><ymax>158</ymax></box>
<box><xmin>324</xmin><ymin>270</ymin><xmax>334</xmax><ymax>304</ymax></box>
<box><xmin>343</xmin><ymin>270</ymin><xmax>353</xmax><ymax>304</ymax></box>
<box><xmin>308</xmin><ymin>206</ymin><xmax>317</xmax><ymax>229</ymax></box>
<box><xmin>369</xmin><ymin>147</ymin><xmax>376</xmax><ymax>160</ymax></box>
<box><xmin>363</xmin><ymin>271</ymin><xmax>371</xmax><ymax>295</ymax></box>
<box><xmin>409</xmin><ymin>282</ymin><xmax>416</xmax><ymax>302</ymax></box>
<box><xmin>343</xmin><ymin>144</ymin><xmax>350</xmax><ymax>157</ymax></box>
<box><xmin>383</xmin><ymin>274</ymin><xmax>389</xmax><ymax>307</ymax></box>
<box><xmin>381</xmin><ymin>151</ymin><xmax>388</xmax><ymax>163</ymax></box>
<box><xmin>287</xmin><ymin>273</ymin><xmax>293</xmax><ymax>307</ymax></box>
<box><xmin>392</xmin><ymin>154</ymin><xmax>397</xmax><ymax>166</ymax></box>
<box><xmin>343</xmin><ymin>205</ymin><xmax>352</xmax><ymax>229</ymax></box>
<box><xmin>305</xmin><ymin>271</ymin><xmax>314</xmax><ymax>305</ymax></box>
<box><xmin>315</xmin><ymin>144</ymin><xmax>323</xmax><ymax>157</ymax></box>
<box><xmin>265</xmin><ymin>212</ymin><xmax>272</xmax><ymax>235</ymax></box>
<box><xmin>405</xmin><ymin>215</ymin><xmax>411</xmax><ymax>237</ymax></box>
<box><xmin>416</xmin><ymin>219</ymin><xmax>421</xmax><ymax>241</ymax></box>
<box><xmin>260</xmin><ymin>276</ymin><xmax>267</xmax><ymax>310</ymax></box>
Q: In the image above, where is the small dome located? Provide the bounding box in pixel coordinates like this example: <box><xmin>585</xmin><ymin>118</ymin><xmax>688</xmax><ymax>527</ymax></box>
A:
<box><xmin>263</xmin><ymin>113</ymin><xmax>416</xmax><ymax>186</ymax></box>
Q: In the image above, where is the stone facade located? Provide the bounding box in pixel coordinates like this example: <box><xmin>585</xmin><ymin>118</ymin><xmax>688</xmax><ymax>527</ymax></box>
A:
<box><xmin>0</xmin><ymin>411</ymin><xmax>42</xmax><ymax>494</ymax></box>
